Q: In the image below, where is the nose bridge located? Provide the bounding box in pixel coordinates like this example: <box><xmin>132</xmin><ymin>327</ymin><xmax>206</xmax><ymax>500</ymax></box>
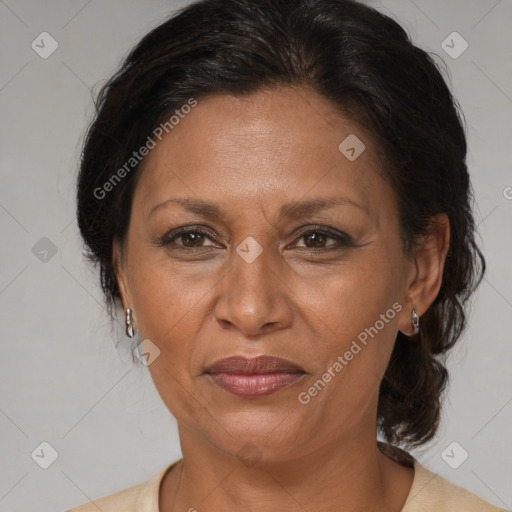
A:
<box><xmin>233</xmin><ymin>237</ymin><xmax>271</xmax><ymax>297</ymax></box>
<box><xmin>214</xmin><ymin>235</ymin><xmax>291</xmax><ymax>334</ymax></box>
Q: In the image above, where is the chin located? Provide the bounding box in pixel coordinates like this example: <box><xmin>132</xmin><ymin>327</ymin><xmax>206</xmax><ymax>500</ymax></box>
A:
<box><xmin>208</xmin><ymin>409</ymin><xmax>310</xmax><ymax>460</ymax></box>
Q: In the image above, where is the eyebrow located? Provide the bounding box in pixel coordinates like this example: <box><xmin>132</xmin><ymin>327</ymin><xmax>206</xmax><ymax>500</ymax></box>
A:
<box><xmin>278</xmin><ymin>196</ymin><xmax>368</xmax><ymax>219</ymax></box>
<box><xmin>149</xmin><ymin>198</ymin><xmax>223</xmax><ymax>219</ymax></box>
<box><xmin>148</xmin><ymin>196</ymin><xmax>368</xmax><ymax>220</ymax></box>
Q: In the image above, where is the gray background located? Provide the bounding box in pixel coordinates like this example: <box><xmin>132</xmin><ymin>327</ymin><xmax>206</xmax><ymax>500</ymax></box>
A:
<box><xmin>0</xmin><ymin>0</ymin><xmax>511</xmax><ymax>510</ymax></box>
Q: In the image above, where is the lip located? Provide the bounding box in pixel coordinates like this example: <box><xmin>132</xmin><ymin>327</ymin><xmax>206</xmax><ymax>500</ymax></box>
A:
<box><xmin>204</xmin><ymin>355</ymin><xmax>306</xmax><ymax>398</ymax></box>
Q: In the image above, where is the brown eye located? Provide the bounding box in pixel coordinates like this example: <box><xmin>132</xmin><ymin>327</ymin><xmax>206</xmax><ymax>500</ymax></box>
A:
<box><xmin>294</xmin><ymin>227</ymin><xmax>352</xmax><ymax>250</ymax></box>
<box><xmin>160</xmin><ymin>227</ymin><xmax>218</xmax><ymax>249</ymax></box>
<box><xmin>302</xmin><ymin>232</ymin><xmax>330</xmax><ymax>248</ymax></box>
<box><xmin>179</xmin><ymin>231</ymin><xmax>206</xmax><ymax>247</ymax></box>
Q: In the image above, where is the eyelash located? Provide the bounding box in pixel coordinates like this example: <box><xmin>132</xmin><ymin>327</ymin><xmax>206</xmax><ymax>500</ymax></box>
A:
<box><xmin>158</xmin><ymin>225</ymin><xmax>355</xmax><ymax>251</ymax></box>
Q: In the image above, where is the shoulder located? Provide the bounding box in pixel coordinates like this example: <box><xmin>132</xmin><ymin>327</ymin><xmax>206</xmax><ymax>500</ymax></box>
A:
<box><xmin>65</xmin><ymin>461</ymin><xmax>179</xmax><ymax>512</ymax></box>
<box><xmin>402</xmin><ymin>459</ymin><xmax>508</xmax><ymax>512</ymax></box>
<box><xmin>66</xmin><ymin>480</ymin><xmax>146</xmax><ymax>512</ymax></box>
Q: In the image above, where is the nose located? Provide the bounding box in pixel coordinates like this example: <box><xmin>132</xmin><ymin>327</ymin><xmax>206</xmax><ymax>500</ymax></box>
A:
<box><xmin>213</xmin><ymin>241</ymin><xmax>293</xmax><ymax>338</ymax></box>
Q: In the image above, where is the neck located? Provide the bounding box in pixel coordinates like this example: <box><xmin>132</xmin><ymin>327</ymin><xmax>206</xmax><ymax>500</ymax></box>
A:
<box><xmin>160</xmin><ymin>427</ymin><xmax>414</xmax><ymax>512</ymax></box>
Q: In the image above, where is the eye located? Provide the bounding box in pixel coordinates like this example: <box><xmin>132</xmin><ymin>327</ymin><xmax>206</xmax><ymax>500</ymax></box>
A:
<box><xmin>160</xmin><ymin>226</ymin><xmax>218</xmax><ymax>248</ymax></box>
<box><xmin>293</xmin><ymin>226</ymin><xmax>354</xmax><ymax>250</ymax></box>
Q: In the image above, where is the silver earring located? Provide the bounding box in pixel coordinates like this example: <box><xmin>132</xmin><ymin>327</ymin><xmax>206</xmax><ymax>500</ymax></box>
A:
<box><xmin>125</xmin><ymin>308</ymin><xmax>135</xmax><ymax>338</ymax></box>
<box><xmin>411</xmin><ymin>309</ymin><xmax>420</xmax><ymax>335</ymax></box>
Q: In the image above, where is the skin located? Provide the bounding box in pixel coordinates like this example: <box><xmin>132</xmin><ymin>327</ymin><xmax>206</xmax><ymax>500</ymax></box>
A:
<box><xmin>113</xmin><ymin>85</ymin><xmax>450</xmax><ymax>511</ymax></box>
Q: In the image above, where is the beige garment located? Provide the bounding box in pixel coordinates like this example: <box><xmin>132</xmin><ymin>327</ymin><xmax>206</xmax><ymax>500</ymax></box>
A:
<box><xmin>67</xmin><ymin>458</ymin><xmax>507</xmax><ymax>512</ymax></box>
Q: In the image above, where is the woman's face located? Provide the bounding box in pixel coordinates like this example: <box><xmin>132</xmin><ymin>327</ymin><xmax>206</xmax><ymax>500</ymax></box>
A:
<box><xmin>115</xmin><ymin>86</ymin><xmax>418</xmax><ymax>462</ymax></box>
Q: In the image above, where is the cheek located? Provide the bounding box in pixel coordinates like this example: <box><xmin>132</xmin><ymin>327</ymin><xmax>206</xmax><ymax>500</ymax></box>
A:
<box><xmin>129</xmin><ymin>255</ymin><xmax>208</xmax><ymax>340</ymax></box>
<box><xmin>292</xmin><ymin>252</ymin><xmax>401</xmax><ymax>339</ymax></box>
<box><xmin>130</xmin><ymin>262</ymin><xmax>207</xmax><ymax>421</ymax></box>
<box><xmin>292</xmin><ymin>245</ymin><xmax>402</xmax><ymax>399</ymax></box>
<box><xmin>296</xmin><ymin>294</ymin><xmax>400</xmax><ymax>439</ymax></box>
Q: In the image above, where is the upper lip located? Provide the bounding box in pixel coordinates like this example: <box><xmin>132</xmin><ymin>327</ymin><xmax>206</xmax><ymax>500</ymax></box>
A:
<box><xmin>204</xmin><ymin>355</ymin><xmax>305</xmax><ymax>375</ymax></box>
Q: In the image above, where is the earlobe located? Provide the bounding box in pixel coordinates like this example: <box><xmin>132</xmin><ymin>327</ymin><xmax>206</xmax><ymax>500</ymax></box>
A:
<box><xmin>113</xmin><ymin>238</ymin><xmax>139</xmax><ymax>337</ymax></box>
<box><xmin>399</xmin><ymin>308</ymin><xmax>420</xmax><ymax>337</ymax></box>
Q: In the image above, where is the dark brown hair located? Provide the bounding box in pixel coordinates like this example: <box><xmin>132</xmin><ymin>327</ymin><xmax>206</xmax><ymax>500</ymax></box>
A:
<box><xmin>76</xmin><ymin>0</ymin><xmax>485</xmax><ymax>450</ymax></box>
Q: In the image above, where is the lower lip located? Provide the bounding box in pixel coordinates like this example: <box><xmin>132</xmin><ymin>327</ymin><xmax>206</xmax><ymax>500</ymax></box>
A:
<box><xmin>207</xmin><ymin>372</ymin><xmax>305</xmax><ymax>398</ymax></box>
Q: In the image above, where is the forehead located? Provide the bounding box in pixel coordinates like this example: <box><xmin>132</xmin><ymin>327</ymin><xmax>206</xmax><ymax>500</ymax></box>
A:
<box><xmin>133</xmin><ymin>86</ymin><xmax>390</xmax><ymax>219</ymax></box>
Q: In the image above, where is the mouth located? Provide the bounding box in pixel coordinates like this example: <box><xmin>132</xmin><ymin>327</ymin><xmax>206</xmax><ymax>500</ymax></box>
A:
<box><xmin>204</xmin><ymin>355</ymin><xmax>306</xmax><ymax>398</ymax></box>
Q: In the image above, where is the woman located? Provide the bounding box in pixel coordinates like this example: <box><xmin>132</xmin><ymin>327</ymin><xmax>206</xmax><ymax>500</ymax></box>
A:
<box><xmin>68</xmin><ymin>0</ymin><xmax>506</xmax><ymax>510</ymax></box>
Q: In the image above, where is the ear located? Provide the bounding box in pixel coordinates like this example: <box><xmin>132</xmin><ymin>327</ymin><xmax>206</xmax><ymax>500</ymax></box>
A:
<box><xmin>399</xmin><ymin>213</ymin><xmax>450</xmax><ymax>335</ymax></box>
<box><xmin>112</xmin><ymin>237</ymin><xmax>132</xmax><ymax>313</ymax></box>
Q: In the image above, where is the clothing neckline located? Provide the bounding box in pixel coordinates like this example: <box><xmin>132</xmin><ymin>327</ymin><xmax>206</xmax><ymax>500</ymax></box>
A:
<box><xmin>137</xmin><ymin>459</ymin><xmax>182</xmax><ymax>512</ymax></box>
